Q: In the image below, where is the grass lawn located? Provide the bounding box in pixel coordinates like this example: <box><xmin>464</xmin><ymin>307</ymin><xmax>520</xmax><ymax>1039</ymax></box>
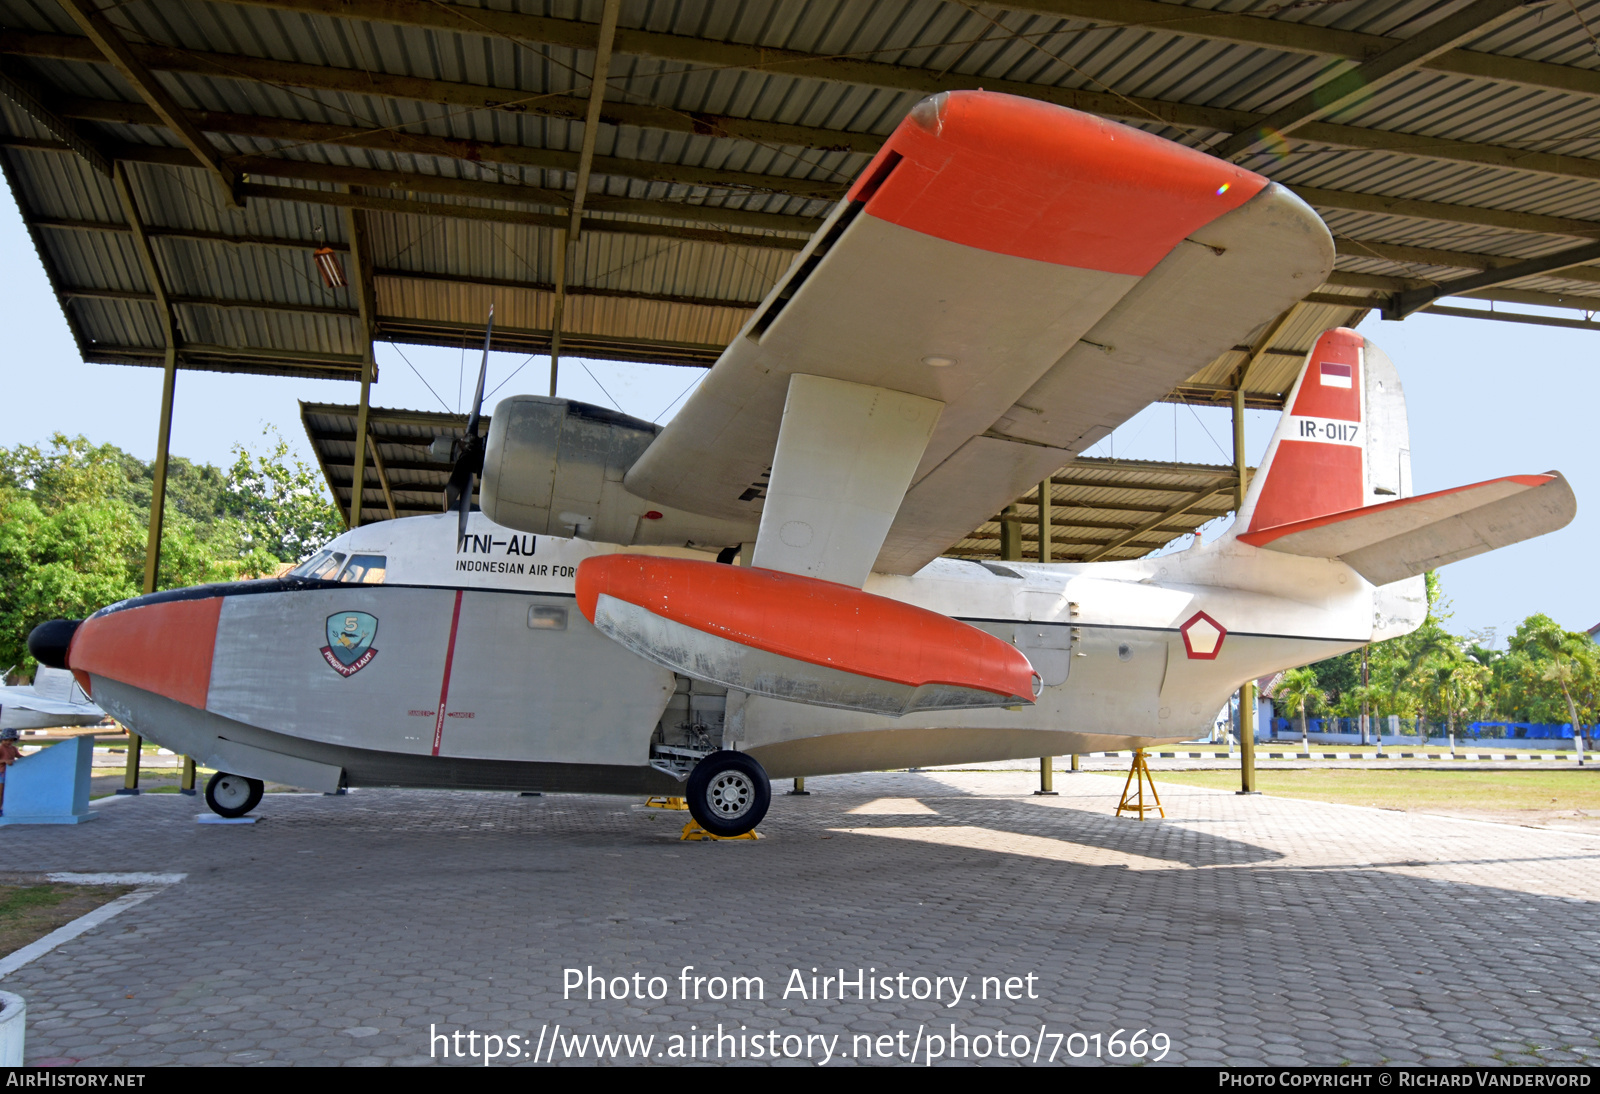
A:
<box><xmin>0</xmin><ymin>879</ymin><xmax>132</xmax><ymax>959</ymax></box>
<box><xmin>1155</xmin><ymin>768</ymin><xmax>1600</xmax><ymax>828</ymax></box>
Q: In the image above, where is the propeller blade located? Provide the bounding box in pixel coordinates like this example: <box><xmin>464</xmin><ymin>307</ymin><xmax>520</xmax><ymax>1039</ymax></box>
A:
<box><xmin>463</xmin><ymin>304</ymin><xmax>493</xmax><ymax>440</ymax></box>
<box><xmin>457</xmin><ymin>472</ymin><xmax>473</xmax><ymax>547</ymax></box>
<box><xmin>445</xmin><ymin>305</ymin><xmax>494</xmax><ymax>543</ymax></box>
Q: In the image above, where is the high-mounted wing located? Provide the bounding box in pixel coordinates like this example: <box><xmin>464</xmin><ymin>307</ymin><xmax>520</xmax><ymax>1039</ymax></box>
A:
<box><xmin>622</xmin><ymin>91</ymin><xmax>1335</xmax><ymax>577</ymax></box>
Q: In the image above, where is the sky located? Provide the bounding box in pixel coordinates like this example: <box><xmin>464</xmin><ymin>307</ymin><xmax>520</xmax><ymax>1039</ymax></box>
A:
<box><xmin>1</xmin><ymin>184</ymin><xmax>1593</xmax><ymax>643</ymax></box>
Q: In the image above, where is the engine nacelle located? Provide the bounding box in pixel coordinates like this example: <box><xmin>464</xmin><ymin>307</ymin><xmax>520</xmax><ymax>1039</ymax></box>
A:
<box><xmin>481</xmin><ymin>396</ymin><xmax>754</xmax><ymax>549</ymax></box>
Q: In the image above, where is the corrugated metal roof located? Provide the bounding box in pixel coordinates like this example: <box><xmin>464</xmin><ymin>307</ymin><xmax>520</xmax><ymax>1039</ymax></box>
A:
<box><xmin>300</xmin><ymin>400</ymin><xmax>486</xmax><ymax>524</ymax></box>
<box><xmin>930</xmin><ymin>456</ymin><xmax>1245</xmax><ymax>562</ymax></box>
<box><xmin>5</xmin><ymin>0</ymin><xmax>1596</xmax><ymax>386</ymax></box>
<box><xmin>5</xmin><ymin>0</ymin><xmax>1600</xmax><ymax>550</ymax></box>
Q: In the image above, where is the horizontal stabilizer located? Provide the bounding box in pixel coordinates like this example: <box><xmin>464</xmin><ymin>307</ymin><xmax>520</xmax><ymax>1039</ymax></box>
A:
<box><xmin>1237</xmin><ymin>472</ymin><xmax>1575</xmax><ymax>586</ymax></box>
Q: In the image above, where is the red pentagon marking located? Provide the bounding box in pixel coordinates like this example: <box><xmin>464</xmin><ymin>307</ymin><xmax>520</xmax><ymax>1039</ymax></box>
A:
<box><xmin>1180</xmin><ymin>611</ymin><xmax>1227</xmax><ymax>660</ymax></box>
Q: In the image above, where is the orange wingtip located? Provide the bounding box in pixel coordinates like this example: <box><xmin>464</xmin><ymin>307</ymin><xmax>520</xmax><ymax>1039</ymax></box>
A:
<box><xmin>846</xmin><ymin>90</ymin><xmax>1268</xmax><ymax>276</ymax></box>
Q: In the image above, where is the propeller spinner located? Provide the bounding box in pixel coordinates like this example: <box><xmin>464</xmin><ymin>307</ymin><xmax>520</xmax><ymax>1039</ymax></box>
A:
<box><xmin>444</xmin><ymin>305</ymin><xmax>494</xmax><ymax>546</ymax></box>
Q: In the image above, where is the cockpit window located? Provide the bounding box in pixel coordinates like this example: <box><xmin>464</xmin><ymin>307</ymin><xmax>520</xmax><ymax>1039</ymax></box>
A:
<box><xmin>339</xmin><ymin>554</ymin><xmax>387</xmax><ymax>585</ymax></box>
<box><xmin>290</xmin><ymin>550</ymin><xmax>346</xmax><ymax>580</ymax></box>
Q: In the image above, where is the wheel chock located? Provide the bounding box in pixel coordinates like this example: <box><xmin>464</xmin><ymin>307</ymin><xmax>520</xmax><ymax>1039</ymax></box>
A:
<box><xmin>646</xmin><ymin>796</ymin><xmax>688</xmax><ymax>810</ymax></box>
<box><xmin>680</xmin><ymin>819</ymin><xmax>760</xmax><ymax>841</ymax></box>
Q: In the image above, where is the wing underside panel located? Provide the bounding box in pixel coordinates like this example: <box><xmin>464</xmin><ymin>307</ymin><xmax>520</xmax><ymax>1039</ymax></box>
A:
<box><xmin>618</xmin><ymin>92</ymin><xmax>1335</xmax><ymax>573</ymax></box>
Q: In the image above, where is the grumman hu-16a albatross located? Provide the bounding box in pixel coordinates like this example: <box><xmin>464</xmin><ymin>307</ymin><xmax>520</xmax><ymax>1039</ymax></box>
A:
<box><xmin>30</xmin><ymin>92</ymin><xmax>1575</xmax><ymax>838</ymax></box>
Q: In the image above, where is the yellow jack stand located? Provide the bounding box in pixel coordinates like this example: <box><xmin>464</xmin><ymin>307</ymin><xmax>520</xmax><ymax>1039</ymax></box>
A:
<box><xmin>681</xmin><ymin>818</ymin><xmax>760</xmax><ymax>841</ymax></box>
<box><xmin>646</xmin><ymin>796</ymin><xmax>688</xmax><ymax>810</ymax></box>
<box><xmin>1115</xmin><ymin>750</ymin><xmax>1164</xmax><ymax>820</ymax></box>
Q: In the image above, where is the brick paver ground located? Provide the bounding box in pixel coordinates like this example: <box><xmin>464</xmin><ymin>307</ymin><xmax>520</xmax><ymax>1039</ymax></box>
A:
<box><xmin>3</xmin><ymin>769</ymin><xmax>1598</xmax><ymax>1067</ymax></box>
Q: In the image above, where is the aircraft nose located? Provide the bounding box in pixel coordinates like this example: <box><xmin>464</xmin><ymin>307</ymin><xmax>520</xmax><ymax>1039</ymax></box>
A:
<box><xmin>27</xmin><ymin>618</ymin><xmax>82</xmax><ymax>669</ymax></box>
<box><xmin>62</xmin><ymin>594</ymin><xmax>224</xmax><ymax>709</ymax></box>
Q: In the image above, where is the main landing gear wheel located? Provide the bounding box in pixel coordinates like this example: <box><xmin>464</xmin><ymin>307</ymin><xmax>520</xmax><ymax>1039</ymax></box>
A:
<box><xmin>205</xmin><ymin>771</ymin><xmax>263</xmax><ymax>818</ymax></box>
<box><xmin>685</xmin><ymin>751</ymin><xmax>771</xmax><ymax>838</ymax></box>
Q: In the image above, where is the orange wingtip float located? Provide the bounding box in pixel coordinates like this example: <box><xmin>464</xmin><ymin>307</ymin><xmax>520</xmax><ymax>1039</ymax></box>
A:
<box><xmin>575</xmin><ymin>556</ymin><xmax>1041</xmax><ymax>716</ymax></box>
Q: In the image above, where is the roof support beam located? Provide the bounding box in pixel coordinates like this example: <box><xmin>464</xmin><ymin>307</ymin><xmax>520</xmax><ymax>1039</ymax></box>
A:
<box><xmin>0</xmin><ymin>30</ymin><xmax>881</xmax><ymax>153</ymax></box>
<box><xmin>1421</xmin><ymin>304</ymin><xmax>1600</xmax><ymax>332</ymax></box>
<box><xmin>0</xmin><ymin>58</ymin><xmax>112</xmax><ymax>175</ymax></box>
<box><xmin>1383</xmin><ymin>239</ymin><xmax>1600</xmax><ymax>318</ymax></box>
<box><xmin>1313</xmin><ymin>275</ymin><xmax>1600</xmax><ymax>314</ymax></box>
<box><xmin>227</xmin><ymin>0</ymin><xmax>1600</xmax><ymax>102</ymax></box>
<box><xmin>367</xmin><ymin>437</ymin><xmax>398</xmax><ymax>521</ymax></box>
<box><xmin>1209</xmin><ymin>0</ymin><xmax>1534</xmax><ymax>160</ymax></box>
<box><xmin>1288</xmin><ymin>184</ymin><xmax>1600</xmax><ymax>242</ymax></box>
<box><xmin>31</xmin><ymin>129</ymin><xmax>1593</xmax><ymax>249</ymax></box>
<box><xmin>551</xmin><ymin>0</ymin><xmax>621</xmax><ymax>399</ymax></box>
<box><xmin>1336</xmin><ymin>237</ymin><xmax>1600</xmax><ymax>285</ymax></box>
<box><xmin>110</xmin><ymin>157</ymin><xmax>178</xmax><ymax>648</ymax></box>
<box><xmin>1229</xmin><ymin>304</ymin><xmax>1301</xmax><ymax>391</ymax></box>
<box><xmin>109</xmin><ymin>162</ymin><xmax>175</xmax><ymax>349</ymax></box>
<box><xmin>54</xmin><ymin>97</ymin><xmax>846</xmax><ymax>201</ymax></box>
<box><xmin>61</xmin><ymin>286</ymin><xmax>359</xmax><ymax>317</ymax></box>
<box><xmin>374</xmin><ymin>268</ymin><xmax>761</xmax><ymax>312</ymax></box>
<box><xmin>567</xmin><ymin>0</ymin><xmax>620</xmax><ymax>241</ymax></box>
<box><xmin>36</xmin><ymin>217</ymin><xmax>348</xmax><ymax>252</ymax></box>
<box><xmin>52</xmin><ymin>0</ymin><xmax>240</xmax><ymax>205</ymax></box>
<box><xmin>14</xmin><ymin>27</ymin><xmax>1600</xmax><ymax>187</ymax></box>
<box><xmin>228</xmin><ymin>181</ymin><xmax>810</xmax><ymax>251</ymax></box>
<box><xmin>1079</xmin><ymin>478</ymin><xmax>1236</xmax><ymax>562</ymax></box>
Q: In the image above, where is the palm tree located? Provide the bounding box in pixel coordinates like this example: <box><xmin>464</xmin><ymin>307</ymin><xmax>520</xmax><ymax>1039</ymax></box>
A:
<box><xmin>1406</xmin><ymin>643</ymin><xmax>1481</xmax><ymax>757</ymax></box>
<box><xmin>1275</xmin><ymin>667</ymin><xmax>1326</xmax><ymax>754</ymax></box>
<box><xmin>1513</xmin><ymin>619</ymin><xmax>1597</xmax><ymax>765</ymax></box>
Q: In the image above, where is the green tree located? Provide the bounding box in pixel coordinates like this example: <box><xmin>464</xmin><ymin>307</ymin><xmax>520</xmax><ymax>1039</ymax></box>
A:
<box><xmin>0</xmin><ymin>431</ymin><xmax>339</xmax><ymax>676</ymax></box>
<box><xmin>1508</xmin><ymin>615</ymin><xmax>1597</xmax><ymax>751</ymax></box>
<box><xmin>222</xmin><ymin>428</ymin><xmax>343</xmax><ymax>563</ymax></box>
<box><xmin>1275</xmin><ymin>666</ymin><xmax>1327</xmax><ymax>751</ymax></box>
<box><xmin>1405</xmin><ymin>639</ymin><xmax>1488</xmax><ymax>752</ymax></box>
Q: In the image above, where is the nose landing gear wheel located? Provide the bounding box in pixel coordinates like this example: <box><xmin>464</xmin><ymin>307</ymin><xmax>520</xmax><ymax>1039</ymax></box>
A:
<box><xmin>205</xmin><ymin>771</ymin><xmax>264</xmax><ymax>818</ymax></box>
<box><xmin>685</xmin><ymin>751</ymin><xmax>771</xmax><ymax>838</ymax></box>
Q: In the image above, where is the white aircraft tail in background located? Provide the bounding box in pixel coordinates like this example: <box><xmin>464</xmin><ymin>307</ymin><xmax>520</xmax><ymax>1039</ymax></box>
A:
<box><xmin>1226</xmin><ymin>327</ymin><xmax>1573</xmax><ymax>585</ymax></box>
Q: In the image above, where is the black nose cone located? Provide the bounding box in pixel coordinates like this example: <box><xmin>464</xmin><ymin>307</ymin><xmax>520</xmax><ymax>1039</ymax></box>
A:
<box><xmin>28</xmin><ymin>619</ymin><xmax>82</xmax><ymax>669</ymax></box>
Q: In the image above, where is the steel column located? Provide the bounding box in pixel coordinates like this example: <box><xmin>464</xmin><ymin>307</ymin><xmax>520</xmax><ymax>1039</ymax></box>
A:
<box><xmin>1000</xmin><ymin>504</ymin><xmax>1022</xmax><ymax>561</ymax></box>
<box><xmin>349</xmin><ymin>364</ymin><xmax>372</xmax><ymax>527</ymax></box>
<box><xmin>1036</xmin><ymin>479</ymin><xmax>1052</xmax><ymax>563</ymax></box>
<box><xmin>548</xmin><ymin>239</ymin><xmax>565</xmax><ymax>397</ymax></box>
<box><xmin>344</xmin><ymin>202</ymin><xmax>377</xmax><ymax>528</ymax></box>
<box><xmin>1233</xmin><ymin>384</ymin><xmax>1259</xmax><ymax>795</ymax></box>
<box><xmin>113</xmin><ymin>160</ymin><xmax>178</xmax><ymax>796</ymax></box>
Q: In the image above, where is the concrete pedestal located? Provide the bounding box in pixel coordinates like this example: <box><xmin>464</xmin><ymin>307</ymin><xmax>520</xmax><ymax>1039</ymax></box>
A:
<box><xmin>0</xmin><ymin>735</ymin><xmax>96</xmax><ymax>825</ymax></box>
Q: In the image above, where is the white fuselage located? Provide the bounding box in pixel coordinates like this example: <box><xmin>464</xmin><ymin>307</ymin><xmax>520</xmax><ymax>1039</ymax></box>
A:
<box><xmin>83</xmin><ymin>511</ymin><xmax>1421</xmax><ymax>792</ymax></box>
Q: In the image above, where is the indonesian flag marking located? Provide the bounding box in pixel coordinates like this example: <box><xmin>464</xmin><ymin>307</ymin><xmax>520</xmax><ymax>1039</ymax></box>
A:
<box><xmin>1319</xmin><ymin>361</ymin><xmax>1353</xmax><ymax>388</ymax></box>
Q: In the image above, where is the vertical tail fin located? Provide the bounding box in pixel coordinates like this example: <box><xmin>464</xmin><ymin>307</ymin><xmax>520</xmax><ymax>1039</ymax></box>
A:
<box><xmin>1235</xmin><ymin>326</ymin><xmax>1412</xmax><ymax>534</ymax></box>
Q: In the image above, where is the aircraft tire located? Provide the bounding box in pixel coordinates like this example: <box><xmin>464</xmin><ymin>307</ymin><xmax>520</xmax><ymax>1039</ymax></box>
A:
<box><xmin>685</xmin><ymin>751</ymin><xmax>770</xmax><ymax>837</ymax></box>
<box><xmin>205</xmin><ymin>771</ymin><xmax>264</xmax><ymax>818</ymax></box>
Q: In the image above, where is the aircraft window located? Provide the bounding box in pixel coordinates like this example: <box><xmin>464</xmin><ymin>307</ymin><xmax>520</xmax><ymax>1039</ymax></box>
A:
<box><xmin>339</xmin><ymin>555</ymin><xmax>388</xmax><ymax>584</ymax></box>
<box><xmin>292</xmin><ymin>551</ymin><xmax>346</xmax><ymax>580</ymax></box>
<box><xmin>528</xmin><ymin>606</ymin><xmax>567</xmax><ymax>631</ymax></box>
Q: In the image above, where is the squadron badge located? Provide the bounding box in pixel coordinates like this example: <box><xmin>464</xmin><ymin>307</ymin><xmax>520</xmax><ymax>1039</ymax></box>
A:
<box><xmin>321</xmin><ymin>611</ymin><xmax>379</xmax><ymax>677</ymax></box>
